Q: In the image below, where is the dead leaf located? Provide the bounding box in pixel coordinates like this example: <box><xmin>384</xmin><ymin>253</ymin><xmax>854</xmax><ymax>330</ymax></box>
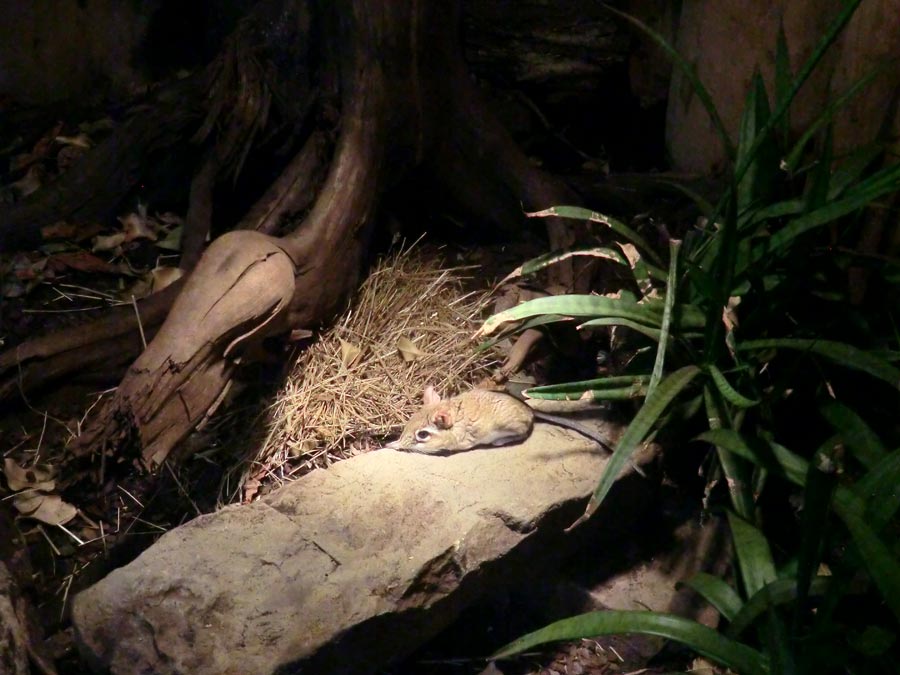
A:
<box><xmin>48</xmin><ymin>251</ymin><xmax>119</xmax><ymax>274</ymax></box>
<box><xmin>92</xmin><ymin>232</ymin><xmax>126</xmax><ymax>252</ymax></box>
<box><xmin>289</xmin><ymin>328</ymin><xmax>314</xmax><ymax>341</ymax></box>
<box><xmin>396</xmin><ymin>336</ymin><xmax>426</xmax><ymax>362</ymax></box>
<box><xmin>118</xmin><ymin>212</ymin><xmax>158</xmax><ymax>242</ymax></box>
<box><xmin>619</xmin><ymin>243</ymin><xmax>641</xmax><ymax>268</ymax></box>
<box><xmin>42</xmin><ymin>221</ymin><xmax>80</xmax><ymax>240</ymax></box>
<box><xmin>132</xmin><ymin>265</ymin><xmax>183</xmax><ymax>299</ymax></box>
<box><xmin>13</xmin><ymin>492</ymin><xmax>77</xmax><ymax>526</ymax></box>
<box><xmin>3</xmin><ymin>458</ymin><xmax>56</xmax><ymax>492</ymax></box>
<box><xmin>54</xmin><ymin>133</ymin><xmax>92</xmax><ymax>149</ymax></box>
<box><xmin>42</xmin><ymin>221</ymin><xmax>104</xmax><ymax>243</ymax></box>
<box><xmin>12</xmin><ymin>254</ymin><xmax>47</xmax><ymax>281</ymax></box>
<box><xmin>155</xmin><ymin>224</ymin><xmax>183</xmax><ymax>251</ymax></box>
<box><xmin>1</xmin><ymin>278</ymin><xmax>26</xmax><ymax>298</ymax></box>
<box><xmin>12</xmin><ymin>491</ymin><xmax>43</xmax><ymax>515</ymax></box>
<box><xmin>157</xmin><ymin>212</ymin><xmax>184</xmax><ymax>226</ymax></box>
<box><xmin>722</xmin><ymin>296</ymin><xmax>741</xmax><ymax>332</ymax></box>
<box><xmin>10</xmin><ymin>122</ymin><xmax>63</xmax><ymax>171</ymax></box>
<box><xmin>242</xmin><ymin>478</ymin><xmax>261</xmax><ymax>503</ymax></box>
<box><xmin>9</xmin><ymin>165</ymin><xmax>47</xmax><ymax>198</ymax></box>
<box><xmin>340</xmin><ymin>339</ymin><xmax>363</xmax><ymax>368</ymax></box>
<box><xmin>150</xmin><ymin>266</ymin><xmax>183</xmax><ymax>293</ymax></box>
<box><xmin>56</xmin><ymin>144</ymin><xmax>87</xmax><ymax>171</ymax></box>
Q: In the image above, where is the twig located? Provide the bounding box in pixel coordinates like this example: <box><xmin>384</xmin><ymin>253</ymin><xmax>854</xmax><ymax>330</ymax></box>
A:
<box><xmin>131</xmin><ymin>294</ymin><xmax>147</xmax><ymax>349</ymax></box>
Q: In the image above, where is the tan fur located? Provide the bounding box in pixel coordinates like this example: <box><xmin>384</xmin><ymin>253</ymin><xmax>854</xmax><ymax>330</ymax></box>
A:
<box><xmin>387</xmin><ymin>388</ymin><xmax>534</xmax><ymax>453</ymax></box>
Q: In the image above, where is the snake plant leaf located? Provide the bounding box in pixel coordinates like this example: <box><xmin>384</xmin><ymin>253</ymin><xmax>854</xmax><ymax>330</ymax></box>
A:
<box><xmin>737</xmin><ymin>338</ymin><xmax>900</xmax><ymax>390</ymax></box>
<box><xmin>493</xmin><ymin>609</ymin><xmax>768</xmax><ymax>675</ymax></box>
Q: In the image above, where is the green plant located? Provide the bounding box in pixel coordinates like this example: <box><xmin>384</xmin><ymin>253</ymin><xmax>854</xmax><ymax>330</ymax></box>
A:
<box><xmin>483</xmin><ymin>1</ymin><xmax>900</xmax><ymax>672</ymax></box>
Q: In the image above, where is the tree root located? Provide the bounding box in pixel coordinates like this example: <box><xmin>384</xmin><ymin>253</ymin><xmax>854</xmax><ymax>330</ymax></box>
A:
<box><xmin>3</xmin><ymin>0</ymin><xmax>596</xmax><ymax>473</ymax></box>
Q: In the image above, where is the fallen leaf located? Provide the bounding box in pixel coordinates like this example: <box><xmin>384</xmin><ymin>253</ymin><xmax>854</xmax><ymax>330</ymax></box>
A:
<box><xmin>13</xmin><ymin>492</ymin><xmax>77</xmax><ymax>526</ymax></box>
<box><xmin>722</xmin><ymin>295</ymin><xmax>741</xmax><ymax>332</ymax></box>
<box><xmin>397</xmin><ymin>336</ymin><xmax>426</xmax><ymax>362</ymax></box>
<box><xmin>242</xmin><ymin>478</ymin><xmax>261</xmax><ymax>503</ymax></box>
<box><xmin>156</xmin><ymin>212</ymin><xmax>184</xmax><ymax>226</ymax></box>
<box><xmin>56</xmin><ymin>144</ymin><xmax>87</xmax><ymax>171</ymax></box>
<box><xmin>340</xmin><ymin>339</ymin><xmax>362</xmax><ymax>368</ymax></box>
<box><xmin>79</xmin><ymin>117</ymin><xmax>114</xmax><ymax>135</ymax></box>
<box><xmin>1</xmin><ymin>278</ymin><xmax>26</xmax><ymax>298</ymax></box>
<box><xmin>42</xmin><ymin>221</ymin><xmax>104</xmax><ymax>244</ymax></box>
<box><xmin>48</xmin><ymin>251</ymin><xmax>118</xmax><ymax>274</ymax></box>
<box><xmin>54</xmin><ymin>133</ymin><xmax>92</xmax><ymax>149</ymax></box>
<box><xmin>92</xmin><ymin>232</ymin><xmax>126</xmax><ymax>252</ymax></box>
<box><xmin>3</xmin><ymin>458</ymin><xmax>56</xmax><ymax>492</ymax></box>
<box><xmin>155</xmin><ymin>224</ymin><xmax>183</xmax><ymax>251</ymax></box>
<box><xmin>150</xmin><ymin>266</ymin><xmax>183</xmax><ymax>293</ymax></box>
<box><xmin>118</xmin><ymin>212</ymin><xmax>157</xmax><ymax>242</ymax></box>
<box><xmin>10</xmin><ymin>122</ymin><xmax>63</xmax><ymax>171</ymax></box>
<box><xmin>289</xmin><ymin>328</ymin><xmax>314</xmax><ymax>341</ymax></box>
<box><xmin>12</xmin><ymin>491</ymin><xmax>43</xmax><ymax>515</ymax></box>
<box><xmin>128</xmin><ymin>276</ymin><xmax>153</xmax><ymax>299</ymax></box>
<box><xmin>13</xmin><ymin>165</ymin><xmax>48</xmax><ymax>198</ymax></box>
<box><xmin>41</xmin><ymin>221</ymin><xmax>79</xmax><ymax>240</ymax></box>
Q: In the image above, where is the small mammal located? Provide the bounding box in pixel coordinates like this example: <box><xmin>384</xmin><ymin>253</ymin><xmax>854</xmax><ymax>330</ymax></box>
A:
<box><xmin>387</xmin><ymin>386</ymin><xmax>614</xmax><ymax>454</ymax></box>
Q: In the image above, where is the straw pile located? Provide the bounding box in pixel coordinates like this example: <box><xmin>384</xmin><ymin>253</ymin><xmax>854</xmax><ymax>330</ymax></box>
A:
<box><xmin>257</xmin><ymin>243</ymin><xmax>503</xmax><ymax>473</ymax></box>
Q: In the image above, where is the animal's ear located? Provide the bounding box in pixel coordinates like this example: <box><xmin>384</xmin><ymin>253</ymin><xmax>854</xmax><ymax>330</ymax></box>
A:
<box><xmin>431</xmin><ymin>406</ymin><xmax>454</xmax><ymax>429</ymax></box>
<box><xmin>423</xmin><ymin>386</ymin><xmax>442</xmax><ymax>405</ymax></box>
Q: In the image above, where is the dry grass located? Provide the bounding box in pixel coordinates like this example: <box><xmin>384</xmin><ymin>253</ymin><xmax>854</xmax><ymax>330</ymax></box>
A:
<box><xmin>254</xmin><ymin>243</ymin><xmax>502</xmax><ymax>480</ymax></box>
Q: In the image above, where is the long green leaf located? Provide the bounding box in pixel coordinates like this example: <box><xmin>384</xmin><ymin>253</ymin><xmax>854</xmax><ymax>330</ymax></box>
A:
<box><xmin>697</xmin><ymin>0</ymin><xmax>865</xmax><ymax>267</ymax></box>
<box><xmin>703</xmin><ymin>386</ymin><xmax>754</xmax><ymax>519</ymax></box>
<box><xmin>572</xmin><ymin>366</ymin><xmax>702</xmax><ymax>526</ymax></box>
<box><xmin>652</xmin><ymin>178</ymin><xmax>715</xmax><ymax>218</ymax></box>
<box><xmin>701</xmin><ymin>432</ymin><xmax>872</xmax><ymax>527</ymax></box>
<box><xmin>736</xmin><ymin>71</ymin><xmax>778</xmax><ymax>213</ymax></box>
<box><xmin>648</xmin><ymin>240</ymin><xmax>681</xmax><ymax>396</ymax></box>
<box><xmin>764</xmin><ymin>603</ymin><xmax>796</xmax><ymax>675</ymax></box>
<box><xmin>579</xmin><ymin>317</ymin><xmax>664</xmax><ymax>341</ymax></box>
<box><xmin>820</xmin><ymin>401</ymin><xmax>886</xmax><ymax>468</ymax></box>
<box><xmin>728</xmin><ymin>511</ymin><xmax>777</xmax><ymax>597</ymax></box>
<box><xmin>804</xmin><ymin>124</ymin><xmax>834</xmax><ymax>212</ymax></box>
<box><xmin>476</xmin><ymin>313</ymin><xmax>571</xmax><ymax>351</ymax></box>
<box><xmin>783</xmin><ymin>67</ymin><xmax>884</xmax><ymax>173</ymax></box>
<box><xmin>757</xmin><ymin>161</ymin><xmax>900</xmax><ymax>259</ymax></box>
<box><xmin>479</xmin><ymin>295</ymin><xmax>707</xmax><ymax>337</ymax></box>
<box><xmin>681</xmin><ymin>572</ymin><xmax>744</xmax><ymax>622</ymax></box>
<box><xmin>602</xmin><ymin>4</ymin><xmax>735</xmax><ymax>161</ymax></box>
<box><xmin>727</xmin><ymin>577</ymin><xmax>833</xmax><ymax>639</ymax></box>
<box><xmin>525</xmin><ymin>375</ymin><xmax>650</xmax><ymax>401</ymax></box>
<box><xmin>697</xmin><ymin>429</ymin><xmax>808</xmax><ymax>487</ymax></box>
<box><xmin>855</xmin><ymin>449</ymin><xmax>900</xmax><ymax>533</ymax></box>
<box><xmin>526</xmin><ymin>375</ymin><xmax>650</xmax><ymax>394</ymax></box>
<box><xmin>795</xmin><ymin>443</ymin><xmax>839</xmax><ymax>628</ymax></box>
<box><xmin>827</xmin><ymin>142</ymin><xmax>885</xmax><ymax>199</ymax></box>
<box><xmin>707</xmin><ymin>364</ymin><xmax>759</xmax><ymax>408</ymax></box>
<box><xmin>498</xmin><ymin>246</ymin><xmax>627</xmax><ymax>285</ymax></box>
<box><xmin>739</xmin><ymin>199</ymin><xmax>805</xmax><ymax>231</ymax></box>
<box><xmin>525</xmin><ymin>206</ymin><xmax>664</xmax><ymax>266</ymax></box>
<box><xmin>732</xmin><ymin>0</ymin><xmax>863</xmax><ymax>187</ymax></box>
<box><xmin>711</xmin><ymin>437</ymin><xmax>900</xmax><ymax>634</ymax></box>
<box><xmin>835</xmin><ymin>502</ymin><xmax>900</xmax><ymax>623</ymax></box>
<box><xmin>737</xmin><ymin>338</ymin><xmax>900</xmax><ymax>389</ymax></box>
<box><xmin>492</xmin><ymin>610</ymin><xmax>768</xmax><ymax>675</ymax></box>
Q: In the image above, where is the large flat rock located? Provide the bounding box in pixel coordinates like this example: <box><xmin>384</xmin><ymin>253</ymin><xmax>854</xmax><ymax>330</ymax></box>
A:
<box><xmin>73</xmin><ymin>423</ymin><xmax>651</xmax><ymax>674</ymax></box>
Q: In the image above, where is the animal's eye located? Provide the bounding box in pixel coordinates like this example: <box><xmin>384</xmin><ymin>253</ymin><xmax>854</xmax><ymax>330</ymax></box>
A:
<box><xmin>415</xmin><ymin>429</ymin><xmax>431</xmax><ymax>442</ymax></box>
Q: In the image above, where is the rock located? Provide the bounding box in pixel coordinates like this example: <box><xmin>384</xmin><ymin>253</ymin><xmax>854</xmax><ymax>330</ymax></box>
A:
<box><xmin>73</xmin><ymin>424</ymin><xmax>654</xmax><ymax>674</ymax></box>
<box><xmin>0</xmin><ymin>562</ymin><xmax>31</xmax><ymax>675</ymax></box>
